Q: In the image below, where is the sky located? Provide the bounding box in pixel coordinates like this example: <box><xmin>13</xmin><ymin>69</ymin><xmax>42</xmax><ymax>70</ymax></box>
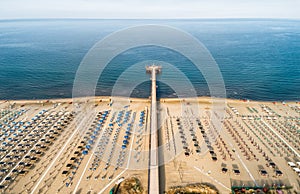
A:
<box><xmin>0</xmin><ymin>0</ymin><xmax>299</xmax><ymax>19</ymax></box>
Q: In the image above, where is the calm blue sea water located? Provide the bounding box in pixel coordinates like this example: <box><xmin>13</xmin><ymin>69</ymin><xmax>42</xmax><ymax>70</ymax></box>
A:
<box><xmin>0</xmin><ymin>19</ymin><xmax>299</xmax><ymax>101</ymax></box>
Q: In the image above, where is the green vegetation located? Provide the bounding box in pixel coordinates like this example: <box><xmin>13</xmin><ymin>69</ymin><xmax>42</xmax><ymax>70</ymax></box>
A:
<box><xmin>113</xmin><ymin>177</ymin><xmax>144</xmax><ymax>194</ymax></box>
<box><xmin>166</xmin><ymin>183</ymin><xmax>219</xmax><ymax>194</ymax></box>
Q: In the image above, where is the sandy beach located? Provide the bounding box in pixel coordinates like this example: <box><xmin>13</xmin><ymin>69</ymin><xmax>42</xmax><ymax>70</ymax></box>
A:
<box><xmin>0</xmin><ymin>96</ymin><xmax>299</xmax><ymax>193</ymax></box>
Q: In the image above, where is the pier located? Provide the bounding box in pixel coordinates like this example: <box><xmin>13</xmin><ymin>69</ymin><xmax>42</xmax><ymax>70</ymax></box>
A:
<box><xmin>146</xmin><ymin>65</ymin><xmax>161</xmax><ymax>194</ymax></box>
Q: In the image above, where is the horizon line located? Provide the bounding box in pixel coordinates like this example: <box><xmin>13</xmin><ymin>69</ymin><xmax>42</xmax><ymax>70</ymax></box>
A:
<box><xmin>0</xmin><ymin>17</ymin><xmax>300</xmax><ymax>21</ymax></box>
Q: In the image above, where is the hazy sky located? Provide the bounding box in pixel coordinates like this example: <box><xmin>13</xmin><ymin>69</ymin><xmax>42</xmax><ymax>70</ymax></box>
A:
<box><xmin>0</xmin><ymin>0</ymin><xmax>299</xmax><ymax>19</ymax></box>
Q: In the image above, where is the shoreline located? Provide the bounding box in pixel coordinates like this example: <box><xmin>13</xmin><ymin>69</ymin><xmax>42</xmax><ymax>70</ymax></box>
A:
<box><xmin>0</xmin><ymin>96</ymin><xmax>298</xmax><ymax>104</ymax></box>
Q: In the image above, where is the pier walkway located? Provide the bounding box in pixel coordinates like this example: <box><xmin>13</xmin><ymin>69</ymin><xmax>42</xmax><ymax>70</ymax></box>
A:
<box><xmin>146</xmin><ymin>65</ymin><xmax>161</xmax><ymax>194</ymax></box>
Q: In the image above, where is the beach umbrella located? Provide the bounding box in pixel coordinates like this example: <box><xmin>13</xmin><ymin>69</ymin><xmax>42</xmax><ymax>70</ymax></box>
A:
<box><xmin>0</xmin><ymin>166</ymin><xmax>7</xmax><ymax>172</ymax></box>
<box><xmin>82</xmin><ymin>150</ymin><xmax>88</xmax><ymax>155</ymax></box>
<box><xmin>88</xmin><ymin>140</ymin><xmax>94</xmax><ymax>144</ymax></box>
<box><xmin>123</xmin><ymin>140</ymin><xmax>128</xmax><ymax>144</ymax></box>
<box><xmin>122</xmin><ymin>145</ymin><xmax>126</xmax><ymax>149</ymax></box>
<box><xmin>86</xmin><ymin>145</ymin><xmax>91</xmax><ymax>150</ymax></box>
<box><xmin>124</xmin><ymin>135</ymin><xmax>129</xmax><ymax>139</ymax></box>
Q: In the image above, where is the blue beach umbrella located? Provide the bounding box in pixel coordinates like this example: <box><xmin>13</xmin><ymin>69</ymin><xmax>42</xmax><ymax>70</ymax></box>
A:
<box><xmin>82</xmin><ymin>150</ymin><xmax>88</xmax><ymax>155</ymax></box>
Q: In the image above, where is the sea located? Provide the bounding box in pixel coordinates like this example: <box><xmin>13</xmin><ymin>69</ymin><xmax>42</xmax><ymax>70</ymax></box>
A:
<box><xmin>0</xmin><ymin>19</ymin><xmax>299</xmax><ymax>101</ymax></box>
